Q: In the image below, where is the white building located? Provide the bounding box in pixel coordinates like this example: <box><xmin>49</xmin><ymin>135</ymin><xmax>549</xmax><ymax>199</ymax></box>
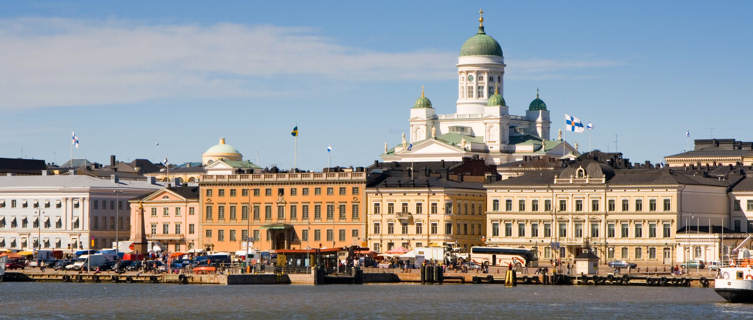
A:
<box><xmin>0</xmin><ymin>174</ymin><xmax>161</xmax><ymax>252</ymax></box>
<box><xmin>383</xmin><ymin>12</ymin><xmax>577</xmax><ymax>167</ymax></box>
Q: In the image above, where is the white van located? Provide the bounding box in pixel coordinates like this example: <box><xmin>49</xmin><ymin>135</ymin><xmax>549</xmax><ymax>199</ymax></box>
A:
<box><xmin>66</xmin><ymin>254</ymin><xmax>114</xmax><ymax>271</ymax></box>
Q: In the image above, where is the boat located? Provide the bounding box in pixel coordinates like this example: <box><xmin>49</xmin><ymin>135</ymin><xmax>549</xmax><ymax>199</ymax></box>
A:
<box><xmin>715</xmin><ymin>235</ymin><xmax>753</xmax><ymax>303</ymax></box>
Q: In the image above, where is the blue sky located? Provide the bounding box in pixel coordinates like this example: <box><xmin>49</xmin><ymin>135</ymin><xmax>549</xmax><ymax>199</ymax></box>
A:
<box><xmin>1</xmin><ymin>1</ymin><xmax>751</xmax><ymax>169</ymax></box>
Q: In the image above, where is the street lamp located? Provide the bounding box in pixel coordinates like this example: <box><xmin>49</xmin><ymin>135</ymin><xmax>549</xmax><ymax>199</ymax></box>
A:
<box><xmin>114</xmin><ymin>188</ymin><xmax>120</xmax><ymax>259</ymax></box>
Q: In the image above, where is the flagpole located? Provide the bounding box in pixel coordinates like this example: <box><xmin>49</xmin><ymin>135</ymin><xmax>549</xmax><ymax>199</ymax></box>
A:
<box><xmin>294</xmin><ymin>135</ymin><xmax>297</xmax><ymax>171</ymax></box>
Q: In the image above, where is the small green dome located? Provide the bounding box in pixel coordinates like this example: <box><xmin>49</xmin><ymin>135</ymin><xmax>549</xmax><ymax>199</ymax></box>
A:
<box><xmin>528</xmin><ymin>91</ymin><xmax>547</xmax><ymax>111</ymax></box>
<box><xmin>460</xmin><ymin>26</ymin><xmax>503</xmax><ymax>57</ymax></box>
<box><xmin>412</xmin><ymin>87</ymin><xmax>432</xmax><ymax>109</ymax></box>
<box><xmin>204</xmin><ymin>138</ymin><xmax>241</xmax><ymax>155</ymax></box>
<box><xmin>487</xmin><ymin>93</ymin><xmax>506</xmax><ymax>106</ymax></box>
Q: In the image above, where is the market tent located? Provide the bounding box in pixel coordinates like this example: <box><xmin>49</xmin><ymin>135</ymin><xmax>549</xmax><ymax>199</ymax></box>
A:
<box><xmin>0</xmin><ymin>252</ymin><xmax>22</xmax><ymax>259</ymax></box>
<box><xmin>18</xmin><ymin>251</ymin><xmax>34</xmax><ymax>256</ymax></box>
<box><xmin>385</xmin><ymin>247</ymin><xmax>409</xmax><ymax>255</ymax></box>
<box><xmin>185</xmin><ymin>249</ymin><xmax>205</xmax><ymax>254</ymax></box>
<box><xmin>169</xmin><ymin>252</ymin><xmax>185</xmax><ymax>258</ymax></box>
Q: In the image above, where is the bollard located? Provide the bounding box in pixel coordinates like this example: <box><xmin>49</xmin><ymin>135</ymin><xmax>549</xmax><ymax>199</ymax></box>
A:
<box><xmin>426</xmin><ymin>265</ymin><xmax>434</xmax><ymax>283</ymax></box>
<box><xmin>433</xmin><ymin>266</ymin><xmax>441</xmax><ymax>285</ymax></box>
<box><xmin>420</xmin><ymin>266</ymin><xmax>426</xmax><ymax>284</ymax></box>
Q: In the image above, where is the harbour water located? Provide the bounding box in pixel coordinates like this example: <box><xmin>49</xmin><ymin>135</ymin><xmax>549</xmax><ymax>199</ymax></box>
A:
<box><xmin>1</xmin><ymin>283</ymin><xmax>752</xmax><ymax>319</ymax></box>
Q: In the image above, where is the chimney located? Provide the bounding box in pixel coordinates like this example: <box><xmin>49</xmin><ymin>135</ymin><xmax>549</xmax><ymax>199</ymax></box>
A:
<box><xmin>110</xmin><ymin>155</ymin><xmax>116</xmax><ymax>167</ymax></box>
<box><xmin>110</xmin><ymin>174</ymin><xmax>119</xmax><ymax>184</ymax></box>
<box><xmin>441</xmin><ymin>160</ymin><xmax>445</xmax><ymax>168</ymax></box>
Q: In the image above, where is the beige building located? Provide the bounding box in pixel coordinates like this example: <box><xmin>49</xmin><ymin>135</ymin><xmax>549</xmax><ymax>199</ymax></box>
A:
<box><xmin>665</xmin><ymin>138</ymin><xmax>753</xmax><ymax>167</ymax></box>
<box><xmin>366</xmin><ymin>161</ymin><xmax>494</xmax><ymax>253</ymax></box>
<box><xmin>129</xmin><ymin>186</ymin><xmax>200</xmax><ymax>253</ymax></box>
<box><xmin>485</xmin><ymin>152</ymin><xmax>736</xmax><ymax>267</ymax></box>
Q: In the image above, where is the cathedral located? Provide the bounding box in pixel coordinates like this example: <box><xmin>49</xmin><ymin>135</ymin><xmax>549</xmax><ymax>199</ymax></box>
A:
<box><xmin>382</xmin><ymin>12</ymin><xmax>577</xmax><ymax>166</ymax></box>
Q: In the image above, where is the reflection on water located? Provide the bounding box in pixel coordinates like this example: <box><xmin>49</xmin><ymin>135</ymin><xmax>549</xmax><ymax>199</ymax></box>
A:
<box><xmin>0</xmin><ymin>283</ymin><xmax>752</xmax><ymax>319</ymax></box>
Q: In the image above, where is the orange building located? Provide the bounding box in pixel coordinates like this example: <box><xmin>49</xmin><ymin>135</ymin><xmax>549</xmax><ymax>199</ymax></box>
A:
<box><xmin>199</xmin><ymin>170</ymin><xmax>366</xmax><ymax>252</ymax></box>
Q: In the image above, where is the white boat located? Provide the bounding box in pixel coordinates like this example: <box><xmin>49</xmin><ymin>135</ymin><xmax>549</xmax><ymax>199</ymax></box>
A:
<box><xmin>715</xmin><ymin>235</ymin><xmax>753</xmax><ymax>303</ymax></box>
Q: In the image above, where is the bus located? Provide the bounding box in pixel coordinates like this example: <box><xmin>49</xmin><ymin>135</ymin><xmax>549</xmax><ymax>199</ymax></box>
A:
<box><xmin>470</xmin><ymin>246</ymin><xmax>537</xmax><ymax>270</ymax></box>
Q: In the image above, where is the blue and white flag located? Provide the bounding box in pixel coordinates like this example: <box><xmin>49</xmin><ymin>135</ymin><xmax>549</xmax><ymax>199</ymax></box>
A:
<box><xmin>407</xmin><ymin>143</ymin><xmax>413</xmax><ymax>151</ymax></box>
<box><xmin>586</xmin><ymin>122</ymin><xmax>593</xmax><ymax>130</ymax></box>
<box><xmin>327</xmin><ymin>145</ymin><xmax>333</xmax><ymax>153</ymax></box>
<box><xmin>564</xmin><ymin>114</ymin><xmax>585</xmax><ymax>133</ymax></box>
<box><xmin>163</xmin><ymin>157</ymin><xmax>168</xmax><ymax>165</ymax></box>
<box><xmin>685</xmin><ymin>130</ymin><xmax>690</xmax><ymax>137</ymax></box>
<box><xmin>71</xmin><ymin>131</ymin><xmax>80</xmax><ymax>149</ymax></box>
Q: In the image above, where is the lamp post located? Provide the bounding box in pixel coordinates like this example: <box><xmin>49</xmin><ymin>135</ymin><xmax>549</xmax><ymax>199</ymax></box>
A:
<box><xmin>115</xmin><ymin>189</ymin><xmax>119</xmax><ymax>259</ymax></box>
<box><xmin>35</xmin><ymin>209</ymin><xmax>43</xmax><ymax>261</ymax></box>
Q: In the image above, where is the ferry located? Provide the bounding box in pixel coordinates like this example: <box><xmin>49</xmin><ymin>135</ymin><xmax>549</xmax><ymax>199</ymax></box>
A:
<box><xmin>715</xmin><ymin>236</ymin><xmax>753</xmax><ymax>303</ymax></box>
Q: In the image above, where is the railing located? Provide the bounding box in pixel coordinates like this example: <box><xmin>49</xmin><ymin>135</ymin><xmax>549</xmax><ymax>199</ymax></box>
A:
<box><xmin>201</xmin><ymin>171</ymin><xmax>366</xmax><ymax>183</ymax></box>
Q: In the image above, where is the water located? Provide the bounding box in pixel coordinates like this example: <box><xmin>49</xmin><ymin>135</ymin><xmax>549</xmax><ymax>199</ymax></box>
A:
<box><xmin>1</xmin><ymin>283</ymin><xmax>752</xmax><ymax>319</ymax></box>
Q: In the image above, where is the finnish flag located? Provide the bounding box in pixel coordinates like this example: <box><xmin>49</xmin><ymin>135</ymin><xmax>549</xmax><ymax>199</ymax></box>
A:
<box><xmin>564</xmin><ymin>114</ymin><xmax>585</xmax><ymax>133</ymax></box>
<box><xmin>327</xmin><ymin>145</ymin><xmax>333</xmax><ymax>153</ymax></box>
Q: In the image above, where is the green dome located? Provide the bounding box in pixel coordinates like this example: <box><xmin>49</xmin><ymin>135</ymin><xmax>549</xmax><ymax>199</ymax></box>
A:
<box><xmin>487</xmin><ymin>93</ymin><xmax>506</xmax><ymax>106</ymax></box>
<box><xmin>460</xmin><ymin>26</ymin><xmax>503</xmax><ymax>57</ymax></box>
<box><xmin>528</xmin><ymin>92</ymin><xmax>547</xmax><ymax>111</ymax></box>
<box><xmin>204</xmin><ymin>138</ymin><xmax>241</xmax><ymax>156</ymax></box>
<box><xmin>412</xmin><ymin>87</ymin><xmax>432</xmax><ymax>109</ymax></box>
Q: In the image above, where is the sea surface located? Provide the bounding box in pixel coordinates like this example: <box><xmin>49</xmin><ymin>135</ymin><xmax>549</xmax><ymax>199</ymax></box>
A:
<box><xmin>0</xmin><ymin>282</ymin><xmax>752</xmax><ymax>319</ymax></box>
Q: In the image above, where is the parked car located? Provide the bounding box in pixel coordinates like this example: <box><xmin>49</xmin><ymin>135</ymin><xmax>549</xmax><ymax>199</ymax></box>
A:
<box><xmin>681</xmin><ymin>260</ymin><xmax>705</xmax><ymax>269</ymax></box>
<box><xmin>6</xmin><ymin>259</ymin><xmax>26</xmax><ymax>270</ymax></box>
<box><xmin>708</xmin><ymin>261</ymin><xmax>721</xmax><ymax>271</ymax></box>
<box><xmin>607</xmin><ymin>260</ymin><xmax>637</xmax><ymax>269</ymax></box>
<box><xmin>125</xmin><ymin>260</ymin><xmax>142</xmax><ymax>272</ymax></box>
<box><xmin>52</xmin><ymin>259</ymin><xmax>73</xmax><ymax>271</ymax></box>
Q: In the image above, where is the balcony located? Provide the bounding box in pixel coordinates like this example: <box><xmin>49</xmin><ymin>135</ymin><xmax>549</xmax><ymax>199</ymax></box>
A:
<box><xmin>396</xmin><ymin>211</ymin><xmax>413</xmax><ymax>224</ymax></box>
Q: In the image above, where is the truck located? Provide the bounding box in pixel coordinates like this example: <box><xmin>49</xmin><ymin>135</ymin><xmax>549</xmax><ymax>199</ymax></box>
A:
<box><xmin>65</xmin><ymin>254</ymin><xmax>115</xmax><ymax>271</ymax></box>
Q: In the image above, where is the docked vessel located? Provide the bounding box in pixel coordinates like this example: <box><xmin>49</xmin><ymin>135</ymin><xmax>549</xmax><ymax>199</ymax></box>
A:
<box><xmin>715</xmin><ymin>235</ymin><xmax>753</xmax><ymax>303</ymax></box>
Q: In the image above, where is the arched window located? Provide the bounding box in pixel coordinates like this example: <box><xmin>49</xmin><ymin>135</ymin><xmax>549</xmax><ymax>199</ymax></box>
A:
<box><xmin>576</xmin><ymin>168</ymin><xmax>586</xmax><ymax>178</ymax></box>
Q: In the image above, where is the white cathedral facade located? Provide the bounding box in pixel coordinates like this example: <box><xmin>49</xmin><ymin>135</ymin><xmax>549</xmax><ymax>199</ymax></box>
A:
<box><xmin>382</xmin><ymin>13</ymin><xmax>577</xmax><ymax>166</ymax></box>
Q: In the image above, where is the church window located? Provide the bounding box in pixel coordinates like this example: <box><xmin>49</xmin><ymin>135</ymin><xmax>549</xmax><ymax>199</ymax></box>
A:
<box><xmin>467</xmin><ymin>86</ymin><xmax>473</xmax><ymax>98</ymax></box>
<box><xmin>576</xmin><ymin>168</ymin><xmax>585</xmax><ymax>178</ymax></box>
<box><xmin>478</xmin><ymin>75</ymin><xmax>484</xmax><ymax>81</ymax></box>
<box><xmin>477</xmin><ymin>86</ymin><xmax>484</xmax><ymax>99</ymax></box>
<box><xmin>489</xmin><ymin>75</ymin><xmax>493</xmax><ymax>82</ymax></box>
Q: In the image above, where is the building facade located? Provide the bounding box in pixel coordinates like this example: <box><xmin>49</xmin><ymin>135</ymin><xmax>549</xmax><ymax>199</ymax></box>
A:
<box><xmin>129</xmin><ymin>186</ymin><xmax>200</xmax><ymax>253</ymax></box>
<box><xmin>382</xmin><ymin>12</ymin><xmax>577</xmax><ymax>166</ymax></box>
<box><xmin>199</xmin><ymin>171</ymin><xmax>366</xmax><ymax>252</ymax></box>
<box><xmin>366</xmin><ymin>161</ymin><xmax>492</xmax><ymax>253</ymax></box>
<box><xmin>665</xmin><ymin>138</ymin><xmax>753</xmax><ymax>167</ymax></box>
<box><xmin>485</xmin><ymin>153</ymin><xmax>734</xmax><ymax>267</ymax></box>
<box><xmin>0</xmin><ymin>174</ymin><xmax>161</xmax><ymax>252</ymax></box>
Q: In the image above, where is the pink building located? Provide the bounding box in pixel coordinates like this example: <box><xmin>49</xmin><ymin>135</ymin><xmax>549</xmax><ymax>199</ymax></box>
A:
<box><xmin>129</xmin><ymin>186</ymin><xmax>199</xmax><ymax>253</ymax></box>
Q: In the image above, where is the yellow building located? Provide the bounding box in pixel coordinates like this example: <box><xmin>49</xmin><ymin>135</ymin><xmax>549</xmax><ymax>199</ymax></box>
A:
<box><xmin>366</xmin><ymin>160</ymin><xmax>494</xmax><ymax>253</ymax></box>
<box><xmin>485</xmin><ymin>152</ymin><xmax>734</xmax><ymax>267</ymax></box>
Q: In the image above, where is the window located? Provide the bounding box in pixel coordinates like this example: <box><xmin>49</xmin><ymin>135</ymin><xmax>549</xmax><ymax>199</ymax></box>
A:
<box><xmin>415</xmin><ymin>203</ymin><xmax>423</xmax><ymax>214</ymax></box>
<box><xmin>205</xmin><ymin>206</ymin><xmax>213</xmax><ymax>220</ymax></box>
<box><xmin>635</xmin><ymin>247</ymin><xmax>642</xmax><ymax>259</ymax></box>
<box><xmin>663</xmin><ymin>223</ymin><xmax>671</xmax><ymax>238</ymax></box>
<box><xmin>189</xmin><ymin>224</ymin><xmax>195</xmax><ymax>234</ymax></box>
<box><xmin>649</xmin><ymin>247</ymin><xmax>656</xmax><ymax>260</ymax></box>
<box><xmin>735</xmin><ymin>220</ymin><xmax>741</xmax><ymax>232</ymax></box>
<box><xmin>218</xmin><ymin>230</ymin><xmax>224</xmax><ymax>241</ymax></box>
<box><xmin>504</xmin><ymin>223</ymin><xmax>512</xmax><ymax>237</ymax></box>
<box><xmin>326</xmin><ymin>229</ymin><xmax>333</xmax><ymax>241</ymax></box>
<box><xmin>386</xmin><ymin>203</ymin><xmax>395</xmax><ymax>214</ymax></box>
<box><xmin>326</xmin><ymin>187</ymin><xmax>333</xmax><ymax>195</ymax></box>
<box><xmin>492</xmin><ymin>200</ymin><xmax>499</xmax><ymax>211</ymax></box>
<box><xmin>290</xmin><ymin>188</ymin><xmax>296</xmax><ymax>196</ymax></box>
<box><xmin>747</xmin><ymin>200</ymin><xmax>753</xmax><ymax>211</ymax></box>
<box><xmin>217</xmin><ymin>205</ymin><xmax>225</xmax><ymax>220</ymax></box>
<box><xmin>518</xmin><ymin>223</ymin><xmax>525</xmax><ymax>237</ymax></box>
<box><xmin>253</xmin><ymin>189</ymin><xmax>260</xmax><ymax>196</ymax></box>
<box><xmin>163</xmin><ymin>207</ymin><xmax>169</xmax><ymax>216</ymax></box>
<box><xmin>265</xmin><ymin>205</ymin><xmax>272</xmax><ymax>220</ymax></box>
<box><xmin>649</xmin><ymin>223</ymin><xmax>657</xmax><ymax>238</ymax></box>
<box><xmin>431</xmin><ymin>222</ymin><xmax>438</xmax><ymax>234</ymax></box>
<box><xmin>302</xmin><ymin>230</ymin><xmax>309</xmax><ymax>241</ymax></box>
<box><xmin>413</xmin><ymin>222</ymin><xmax>422</xmax><ymax>234</ymax></box>
<box><xmin>591</xmin><ymin>200</ymin><xmax>599</xmax><ymax>212</ymax></box>
<box><xmin>352</xmin><ymin>187</ymin><xmax>359</xmax><ymax>194</ymax></box>
<box><xmin>277</xmin><ymin>188</ymin><xmax>285</xmax><ymax>196</ymax></box>
<box><xmin>621</xmin><ymin>247</ymin><xmax>628</xmax><ymax>259</ymax></box>
<box><xmin>532</xmin><ymin>200</ymin><xmax>539</xmax><ymax>212</ymax></box>
<box><xmin>230</xmin><ymin>230</ymin><xmax>236</xmax><ymax>241</ymax></box>
<box><xmin>401</xmin><ymin>223</ymin><xmax>408</xmax><ymax>234</ymax></box>
<box><xmin>290</xmin><ymin>205</ymin><xmax>297</xmax><ymax>220</ymax></box>
<box><xmin>373</xmin><ymin>223</ymin><xmax>381</xmax><ymax>234</ymax></box>
<box><xmin>649</xmin><ymin>199</ymin><xmax>657</xmax><ymax>212</ymax></box>
<box><xmin>352</xmin><ymin>204</ymin><xmax>359</xmax><ymax>220</ymax></box>
<box><xmin>93</xmin><ymin>200</ymin><xmax>99</xmax><ymax>209</ymax></box>
<box><xmin>621</xmin><ymin>223</ymin><xmax>629</xmax><ymax>237</ymax></box>
<box><xmin>544</xmin><ymin>200</ymin><xmax>552</xmax><ymax>211</ymax></box>
<box><xmin>445</xmin><ymin>223</ymin><xmax>452</xmax><ymax>235</ymax></box>
<box><xmin>302</xmin><ymin>204</ymin><xmax>309</xmax><ymax>219</ymax></box>
<box><xmin>575</xmin><ymin>200</ymin><xmax>583</xmax><ymax>212</ymax></box>
<box><xmin>373</xmin><ymin>203</ymin><xmax>381</xmax><ymax>214</ymax></box>
<box><xmin>302</xmin><ymin>188</ymin><xmax>309</xmax><ymax>196</ymax></box>
<box><xmin>242</xmin><ymin>189</ymin><xmax>249</xmax><ymax>197</ymax></box>
<box><xmin>10</xmin><ymin>200</ymin><xmax>16</xmax><ymax>208</ymax></box>
<box><xmin>253</xmin><ymin>230</ymin><xmax>260</xmax><ymax>241</ymax></box>
<box><xmin>445</xmin><ymin>202</ymin><xmax>453</xmax><ymax>214</ymax></box>
<box><xmin>559</xmin><ymin>200</ymin><xmax>567</xmax><ymax>212</ymax></box>
<box><xmin>339</xmin><ymin>229</ymin><xmax>346</xmax><ymax>241</ymax></box>
<box><xmin>575</xmin><ymin>223</ymin><xmax>583</xmax><ymax>238</ymax></box>
<box><xmin>175</xmin><ymin>223</ymin><xmax>181</xmax><ymax>234</ymax></box>
<box><xmin>663</xmin><ymin>199</ymin><xmax>671</xmax><ymax>211</ymax></box>
<box><xmin>163</xmin><ymin>223</ymin><xmax>169</xmax><ymax>234</ymax></box>
<box><xmin>608</xmin><ymin>200</ymin><xmax>615</xmax><ymax>211</ymax></box>
<box><xmin>241</xmin><ymin>230</ymin><xmax>248</xmax><ymax>241</ymax></box>
<box><xmin>608</xmin><ymin>247</ymin><xmax>615</xmax><ymax>259</ymax></box>
<box><xmin>544</xmin><ymin>223</ymin><xmax>551</xmax><ymax>237</ymax></box>
<box><xmin>387</xmin><ymin>223</ymin><xmax>394</xmax><ymax>234</ymax></box>
<box><xmin>635</xmin><ymin>199</ymin><xmax>643</xmax><ymax>212</ymax></box>
<box><xmin>431</xmin><ymin>203</ymin><xmax>438</xmax><ymax>214</ymax></box>
<box><xmin>635</xmin><ymin>223</ymin><xmax>643</xmax><ymax>237</ymax></box>
<box><xmin>608</xmin><ymin>223</ymin><xmax>615</xmax><ymax>238</ymax></box>
<box><xmin>591</xmin><ymin>223</ymin><xmax>599</xmax><ymax>238</ymax></box>
<box><xmin>175</xmin><ymin>207</ymin><xmax>181</xmax><ymax>217</ymax></box>
<box><xmin>622</xmin><ymin>199</ymin><xmax>629</xmax><ymax>211</ymax></box>
<box><xmin>518</xmin><ymin>200</ymin><xmax>525</xmax><ymax>212</ymax></box>
<box><xmin>531</xmin><ymin>223</ymin><xmax>539</xmax><ymax>237</ymax></box>
<box><xmin>218</xmin><ymin>189</ymin><xmax>225</xmax><ymax>197</ymax></box>
<box><xmin>230</xmin><ymin>189</ymin><xmax>236</xmax><ymax>197</ymax></box>
<box><xmin>326</xmin><ymin>204</ymin><xmax>334</xmax><ymax>220</ymax></box>
<box><xmin>505</xmin><ymin>200</ymin><xmax>512</xmax><ymax>211</ymax></box>
<box><xmin>253</xmin><ymin>205</ymin><xmax>260</xmax><ymax>220</ymax></box>
<box><xmin>338</xmin><ymin>187</ymin><xmax>346</xmax><ymax>195</ymax></box>
<box><xmin>189</xmin><ymin>207</ymin><xmax>195</xmax><ymax>215</ymax></box>
<box><xmin>151</xmin><ymin>208</ymin><xmax>157</xmax><ymax>217</ymax></box>
<box><xmin>339</xmin><ymin>204</ymin><xmax>346</xmax><ymax>220</ymax></box>
<box><xmin>559</xmin><ymin>223</ymin><xmax>567</xmax><ymax>237</ymax></box>
<box><xmin>242</xmin><ymin>206</ymin><xmax>249</xmax><ymax>220</ymax></box>
<box><xmin>277</xmin><ymin>206</ymin><xmax>285</xmax><ymax>220</ymax></box>
<box><xmin>265</xmin><ymin>188</ymin><xmax>272</xmax><ymax>196</ymax></box>
<box><xmin>151</xmin><ymin>224</ymin><xmax>157</xmax><ymax>235</ymax></box>
<box><xmin>229</xmin><ymin>206</ymin><xmax>236</xmax><ymax>220</ymax></box>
